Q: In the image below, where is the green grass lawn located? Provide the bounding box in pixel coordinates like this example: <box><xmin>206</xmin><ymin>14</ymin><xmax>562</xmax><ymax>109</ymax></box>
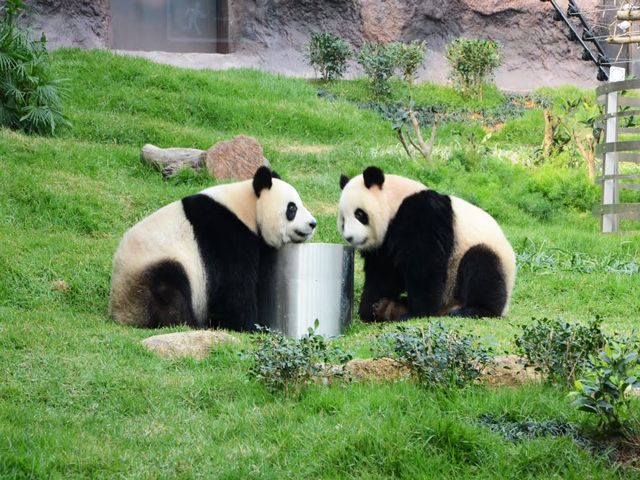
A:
<box><xmin>1</xmin><ymin>49</ymin><xmax>639</xmax><ymax>479</ymax></box>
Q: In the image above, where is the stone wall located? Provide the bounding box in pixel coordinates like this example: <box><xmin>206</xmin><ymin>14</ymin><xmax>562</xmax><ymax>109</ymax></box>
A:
<box><xmin>16</xmin><ymin>0</ymin><xmax>607</xmax><ymax>90</ymax></box>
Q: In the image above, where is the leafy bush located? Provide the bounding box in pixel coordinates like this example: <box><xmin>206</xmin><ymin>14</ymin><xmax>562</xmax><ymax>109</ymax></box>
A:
<box><xmin>569</xmin><ymin>339</ymin><xmax>640</xmax><ymax>432</ymax></box>
<box><xmin>357</xmin><ymin>42</ymin><xmax>399</xmax><ymax>98</ymax></box>
<box><xmin>445</xmin><ymin>38</ymin><xmax>502</xmax><ymax>99</ymax></box>
<box><xmin>395</xmin><ymin>40</ymin><xmax>427</xmax><ymax>84</ymax></box>
<box><xmin>479</xmin><ymin>413</ymin><xmax>581</xmax><ymax>443</ymax></box>
<box><xmin>305</xmin><ymin>32</ymin><xmax>352</xmax><ymax>81</ymax></box>
<box><xmin>0</xmin><ymin>0</ymin><xmax>69</xmax><ymax>134</ymax></box>
<box><xmin>514</xmin><ymin>317</ymin><xmax>608</xmax><ymax>384</ymax></box>
<box><xmin>245</xmin><ymin>322</ymin><xmax>352</xmax><ymax>395</ymax></box>
<box><xmin>527</xmin><ymin>166</ymin><xmax>598</xmax><ymax>213</ymax></box>
<box><xmin>377</xmin><ymin>323</ymin><xmax>494</xmax><ymax>388</ymax></box>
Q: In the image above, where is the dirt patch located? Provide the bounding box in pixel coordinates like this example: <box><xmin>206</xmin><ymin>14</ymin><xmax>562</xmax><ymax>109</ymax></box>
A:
<box><xmin>344</xmin><ymin>357</ymin><xmax>411</xmax><ymax>382</ymax></box>
<box><xmin>481</xmin><ymin>355</ymin><xmax>543</xmax><ymax>387</ymax></box>
<box><xmin>483</xmin><ymin>122</ymin><xmax>505</xmax><ymax>133</ymax></box>
<box><xmin>277</xmin><ymin>144</ymin><xmax>334</xmax><ymax>155</ymax></box>
<box><xmin>324</xmin><ymin>354</ymin><xmax>543</xmax><ymax>387</ymax></box>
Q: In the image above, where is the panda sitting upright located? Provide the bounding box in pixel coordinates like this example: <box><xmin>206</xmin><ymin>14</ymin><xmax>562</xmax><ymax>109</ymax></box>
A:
<box><xmin>109</xmin><ymin>167</ymin><xmax>317</xmax><ymax>331</ymax></box>
<box><xmin>338</xmin><ymin>166</ymin><xmax>516</xmax><ymax>321</ymax></box>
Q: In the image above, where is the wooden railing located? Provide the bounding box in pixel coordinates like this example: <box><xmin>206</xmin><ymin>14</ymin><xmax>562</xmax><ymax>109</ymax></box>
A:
<box><xmin>594</xmin><ymin>67</ymin><xmax>640</xmax><ymax>232</ymax></box>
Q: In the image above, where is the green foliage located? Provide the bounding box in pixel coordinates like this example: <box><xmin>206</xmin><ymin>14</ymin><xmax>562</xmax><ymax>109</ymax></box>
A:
<box><xmin>394</xmin><ymin>40</ymin><xmax>427</xmax><ymax>84</ymax></box>
<box><xmin>0</xmin><ymin>0</ymin><xmax>69</xmax><ymax>134</ymax></box>
<box><xmin>245</xmin><ymin>322</ymin><xmax>352</xmax><ymax>395</ymax></box>
<box><xmin>479</xmin><ymin>413</ymin><xmax>581</xmax><ymax>443</ymax></box>
<box><xmin>514</xmin><ymin>317</ymin><xmax>608</xmax><ymax>384</ymax></box>
<box><xmin>516</xmin><ymin>239</ymin><xmax>640</xmax><ymax>275</ymax></box>
<box><xmin>305</xmin><ymin>32</ymin><xmax>352</xmax><ymax>81</ymax></box>
<box><xmin>570</xmin><ymin>339</ymin><xmax>640</xmax><ymax>432</ymax></box>
<box><xmin>357</xmin><ymin>42</ymin><xmax>399</xmax><ymax>98</ymax></box>
<box><xmin>445</xmin><ymin>38</ymin><xmax>503</xmax><ymax>99</ymax></box>
<box><xmin>377</xmin><ymin>323</ymin><xmax>494</xmax><ymax>388</ymax></box>
<box><xmin>1</xmin><ymin>49</ymin><xmax>640</xmax><ymax>477</ymax></box>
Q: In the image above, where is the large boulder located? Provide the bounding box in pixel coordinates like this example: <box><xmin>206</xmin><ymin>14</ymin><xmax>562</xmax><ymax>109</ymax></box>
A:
<box><xmin>205</xmin><ymin>135</ymin><xmax>270</xmax><ymax>181</ymax></box>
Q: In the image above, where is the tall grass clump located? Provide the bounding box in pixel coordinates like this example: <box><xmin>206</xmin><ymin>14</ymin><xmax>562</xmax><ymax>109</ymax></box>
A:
<box><xmin>0</xmin><ymin>0</ymin><xmax>69</xmax><ymax>134</ymax></box>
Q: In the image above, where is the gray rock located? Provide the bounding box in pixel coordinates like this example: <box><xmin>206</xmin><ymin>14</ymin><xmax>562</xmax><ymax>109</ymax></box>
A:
<box><xmin>141</xmin><ymin>330</ymin><xmax>238</xmax><ymax>360</ymax></box>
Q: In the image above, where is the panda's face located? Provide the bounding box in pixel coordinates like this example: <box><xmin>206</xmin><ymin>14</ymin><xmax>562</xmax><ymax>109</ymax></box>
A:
<box><xmin>256</xmin><ymin>179</ymin><xmax>317</xmax><ymax>248</ymax></box>
<box><xmin>338</xmin><ymin>166</ymin><xmax>426</xmax><ymax>251</ymax></box>
<box><xmin>338</xmin><ymin>176</ymin><xmax>389</xmax><ymax>251</ymax></box>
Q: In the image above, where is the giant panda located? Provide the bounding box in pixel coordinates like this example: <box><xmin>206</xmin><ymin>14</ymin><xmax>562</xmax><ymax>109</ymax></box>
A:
<box><xmin>338</xmin><ymin>166</ymin><xmax>516</xmax><ymax>321</ymax></box>
<box><xmin>109</xmin><ymin>167</ymin><xmax>317</xmax><ymax>331</ymax></box>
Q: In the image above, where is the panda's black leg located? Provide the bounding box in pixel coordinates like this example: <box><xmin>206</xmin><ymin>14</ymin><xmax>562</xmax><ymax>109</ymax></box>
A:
<box><xmin>359</xmin><ymin>251</ymin><xmax>404</xmax><ymax>322</ymax></box>
<box><xmin>453</xmin><ymin>244</ymin><xmax>507</xmax><ymax>318</ymax></box>
<box><xmin>405</xmin><ymin>268</ymin><xmax>448</xmax><ymax>318</ymax></box>
<box><xmin>147</xmin><ymin>260</ymin><xmax>199</xmax><ymax>328</ymax></box>
<box><xmin>210</xmin><ymin>281</ymin><xmax>259</xmax><ymax>332</ymax></box>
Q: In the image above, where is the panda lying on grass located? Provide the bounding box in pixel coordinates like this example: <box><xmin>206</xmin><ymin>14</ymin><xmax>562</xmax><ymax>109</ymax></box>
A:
<box><xmin>338</xmin><ymin>166</ymin><xmax>516</xmax><ymax>321</ymax></box>
<box><xmin>109</xmin><ymin>167</ymin><xmax>316</xmax><ymax>331</ymax></box>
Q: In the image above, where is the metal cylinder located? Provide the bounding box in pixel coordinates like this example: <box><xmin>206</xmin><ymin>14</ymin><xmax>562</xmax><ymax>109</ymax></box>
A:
<box><xmin>258</xmin><ymin>243</ymin><xmax>354</xmax><ymax>338</ymax></box>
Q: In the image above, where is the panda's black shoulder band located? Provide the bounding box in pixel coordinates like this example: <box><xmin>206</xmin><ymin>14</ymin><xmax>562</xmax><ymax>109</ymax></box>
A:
<box><xmin>363</xmin><ymin>166</ymin><xmax>385</xmax><ymax>189</ymax></box>
<box><xmin>253</xmin><ymin>166</ymin><xmax>273</xmax><ymax>197</ymax></box>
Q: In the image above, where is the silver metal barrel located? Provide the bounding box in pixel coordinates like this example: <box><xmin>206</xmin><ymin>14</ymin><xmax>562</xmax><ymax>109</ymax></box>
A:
<box><xmin>258</xmin><ymin>243</ymin><xmax>354</xmax><ymax>338</ymax></box>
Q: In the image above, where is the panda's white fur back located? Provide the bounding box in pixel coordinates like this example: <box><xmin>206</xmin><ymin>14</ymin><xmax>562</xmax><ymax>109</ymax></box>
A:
<box><xmin>109</xmin><ymin>200</ymin><xmax>208</xmax><ymax>325</ymax></box>
<box><xmin>445</xmin><ymin>196</ymin><xmax>516</xmax><ymax>315</ymax></box>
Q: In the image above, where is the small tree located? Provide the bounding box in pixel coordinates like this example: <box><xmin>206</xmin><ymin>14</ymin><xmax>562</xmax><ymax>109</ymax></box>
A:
<box><xmin>445</xmin><ymin>38</ymin><xmax>502</xmax><ymax>99</ymax></box>
<box><xmin>305</xmin><ymin>32</ymin><xmax>352</xmax><ymax>82</ymax></box>
<box><xmin>357</xmin><ymin>42</ymin><xmax>398</xmax><ymax>98</ymax></box>
<box><xmin>0</xmin><ymin>0</ymin><xmax>70</xmax><ymax>135</ymax></box>
<box><xmin>393</xmin><ymin>40</ymin><xmax>437</xmax><ymax>164</ymax></box>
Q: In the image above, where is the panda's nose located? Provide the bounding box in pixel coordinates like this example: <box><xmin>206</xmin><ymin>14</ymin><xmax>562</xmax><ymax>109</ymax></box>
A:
<box><xmin>345</xmin><ymin>236</ymin><xmax>353</xmax><ymax>243</ymax></box>
<box><xmin>309</xmin><ymin>220</ymin><xmax>317</xmax><ymax>230</ymax></box>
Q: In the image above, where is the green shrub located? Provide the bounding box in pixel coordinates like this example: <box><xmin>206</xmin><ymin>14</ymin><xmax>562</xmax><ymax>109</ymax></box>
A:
<box><xmin>0</xmin><ymin>0</ymin><xmax>69</xmax><ymax>134</ymax></box>
<box><xmin>357</xmin><ymin>42</ymin><xmax>399</xmax><ymax>99</ymax></box>
<box><xmin>245</xmin><ymin>322</ymin><xmax>352</xmax><ymax>396</ymax></box>
<box><xmin>569</xmin><ymin>338</ymin><xmax>640</xmax><ymax>432</ymax></box>
<box><xmin>377</xmin><ymin>323</ymin><xmax>494</xmax><ymax>389</ymax></box>
<box><xmin>305</xmin><ymin>32</ymin><xmax>352</xmax><ymax>81</ymax></box>
<box><xmin>445</xmin><ymin>38</ymin><xmax>502</xmax><ymax>99</ymax></box>
<box><xmin>514</xmin><ymin>317</ymin><xmax>608</xmax><ymax>385</ymax></box>
<box><xmin>527</xmin><ymin>166</ymin><xmax>598</xmax><ymax>213</ymax></box>
<box><xmin>395</xmin><ymin>40</ymin><xmax>427</xmax><ymax>84</ymax></box>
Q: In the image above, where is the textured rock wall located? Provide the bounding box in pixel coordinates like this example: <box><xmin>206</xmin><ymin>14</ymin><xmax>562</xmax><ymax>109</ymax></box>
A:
<box><xmin>236</xmin><ymin>0</ymin><xmax>604</xmax><ymax>89</ymax></box>
<box><xmin>21</xmin><ymin>0</ymin><xmax>111</xmax><ymax>49</ymax></box>
<box><xmin>15</xmin><ymin>0</ymin><xmax>606</xmax><ymax>90</ymax></box>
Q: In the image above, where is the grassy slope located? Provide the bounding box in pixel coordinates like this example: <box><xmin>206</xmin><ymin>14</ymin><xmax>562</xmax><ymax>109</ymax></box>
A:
<box><xmin>0</xmin><ymin>49</ymin><xmax>639</xmax><ymax>479</ymax></box>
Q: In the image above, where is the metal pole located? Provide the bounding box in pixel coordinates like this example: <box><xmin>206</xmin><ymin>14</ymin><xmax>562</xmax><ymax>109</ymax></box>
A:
<box><xmin>602</xmin><ymin>66</ymin><xmax>625</xmax><ymax>233</ymax></box>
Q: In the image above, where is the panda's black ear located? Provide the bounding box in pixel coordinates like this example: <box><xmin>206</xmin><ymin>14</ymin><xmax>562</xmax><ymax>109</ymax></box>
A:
<box><xmin>363</xmin><ymin>166</ymin><xmax>385</xmax><ymax>189</ymax></box>
<box><xmin>271</xmin><ymin>170</ymin><xmax>281</xmax><ymax>179</ymax></box>
<box><xmin>339</xmin><ymin>174</ymin><xmax>349</xmax><ymax>190</ymax></box>
<box><xmin>253</xmin><ymin>166</ymin><xmax>273</xmax><ymax>197</ymax></box>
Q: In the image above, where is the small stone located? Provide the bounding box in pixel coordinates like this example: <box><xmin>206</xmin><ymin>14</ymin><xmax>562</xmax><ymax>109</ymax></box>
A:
<box><xmin>52</xmin><ymin>279</ymin><xmax>70</xmax><ymax>292</ymax></box>
<box><xmin>205</xmin><ymin>135</ymin><xmax>270</xmax><ymax>180</ymax></box>
<box><xmin>140</xmin><ymin>330</ymin><xmax>238</xmax><ymax>360</ymax></box>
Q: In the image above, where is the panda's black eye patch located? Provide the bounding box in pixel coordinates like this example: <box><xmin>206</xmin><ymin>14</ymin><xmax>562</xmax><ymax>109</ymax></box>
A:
<box><xmin>354</xmin><ymin>208</ymin><xmax>368</xmax><ymax>225</ymax></box>
<box><xmin>286</xmin><ymin>202</ymin><xmax>298</xmax><ymax>221</ymax></box>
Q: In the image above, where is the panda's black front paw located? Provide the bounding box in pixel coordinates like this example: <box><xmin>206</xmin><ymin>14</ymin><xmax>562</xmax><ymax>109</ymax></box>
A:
<box><xmin>372</xmin><ymin>298</ymin><xmax>409</xmax><ymax>322</ymax></box>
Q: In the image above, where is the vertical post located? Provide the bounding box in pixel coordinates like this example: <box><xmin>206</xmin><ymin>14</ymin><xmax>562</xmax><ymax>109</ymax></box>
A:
<box><xmin>602</xmin><ymin>66</ymin><xmax>625</xmax><ymax>233</ymax></box>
